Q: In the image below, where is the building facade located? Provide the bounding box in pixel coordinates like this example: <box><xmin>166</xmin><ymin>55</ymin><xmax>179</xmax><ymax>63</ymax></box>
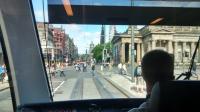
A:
<box><xmin>89</xmin><ymin>41</ymin><xmax>95</xmax><ymax>54</ymax></box>
<box><xmin>112</xmin><ymin>26</ymin><xmax>200</xmax><ymax>65</ymax></box>
<box><xmin>37</xmin><ymin>23</ymin><xmax>55</xmax><ymax>62</ymax></box>
<box><xmin>51</xmin><ymin>27</ymin><xmax>66</xmax><ymax>61</ymax></box>
<box><xmin>37</xmin><ymin>23</ymin><xmax>78</xmax><ymax>63</ymax></box>
<box><xmin>89</xmin><ymin>41</ymin><xmax>95</xmax><ymax>61</ymax></box>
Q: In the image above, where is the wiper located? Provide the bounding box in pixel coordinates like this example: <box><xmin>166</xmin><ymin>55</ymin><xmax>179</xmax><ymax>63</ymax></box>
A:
<box><xmin>176</xmin><ymin>36</ymin><xmax>200</xmax><ymax>80</ymax></box>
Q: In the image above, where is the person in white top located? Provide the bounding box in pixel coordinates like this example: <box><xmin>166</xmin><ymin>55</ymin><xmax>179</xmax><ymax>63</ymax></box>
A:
<box><xmin>122</xmin><ymin>63</ymin><xmax>127</xmax><ymax>75</ymax></box>
<box><xmin>118</xmin><ymin>62</ymin><xmax>122</xmax><ymax>74</ymax></box>
<box><xmin>128</xmin><ymin>50</ymin><xmax>174</xmax><ymax>112</ymax></box>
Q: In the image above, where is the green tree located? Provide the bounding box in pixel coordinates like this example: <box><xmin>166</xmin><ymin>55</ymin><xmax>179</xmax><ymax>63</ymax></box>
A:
<box><xmin>105</xmin><ymin>42</ymin><xmax>112</xmax><ymax>54</ymax></box>
<box><xmin>92</xmin><ymin>42</ymin><xmax>113</xmax><ymax>63</ymax></box>
<box><xmin>92</xmin><ymin>44</ymin><xmax>104</xmax><ymax>62</ymax></box>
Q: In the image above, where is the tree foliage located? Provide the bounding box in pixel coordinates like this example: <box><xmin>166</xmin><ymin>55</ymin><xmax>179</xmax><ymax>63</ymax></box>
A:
<box><xmin>92</xmin><ymin>44</ymin><xmax>104</xmax><ymax>62</ymax></box>
<box><xmin>92</xmin><ymin>42</ymin><xmax>113</xmax><ymax>63</ymax></box>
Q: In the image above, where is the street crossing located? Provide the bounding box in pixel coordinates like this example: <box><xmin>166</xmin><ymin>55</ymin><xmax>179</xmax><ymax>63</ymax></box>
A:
<box><xmin>52</xmin><ymin>67</ymin><xmax>128</xmax><ymax>101</ymax></box>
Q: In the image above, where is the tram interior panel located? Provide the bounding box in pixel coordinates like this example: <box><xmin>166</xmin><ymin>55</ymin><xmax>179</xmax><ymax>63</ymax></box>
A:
<box><xmin>1</xmin><ymin>0</ymin><xmax>200</xmax><ymax>112</ymax></box>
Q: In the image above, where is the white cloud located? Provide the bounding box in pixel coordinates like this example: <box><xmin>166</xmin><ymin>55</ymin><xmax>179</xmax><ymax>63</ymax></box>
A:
<box><xmin>61</xmin><ymin>24</ymin><xmax>101</xmax><ymax>54</ymax></box>
<box><xmin>52</xmin><ymin>24</ymin><xmax>130</xmax><ymax>54</ymax></box>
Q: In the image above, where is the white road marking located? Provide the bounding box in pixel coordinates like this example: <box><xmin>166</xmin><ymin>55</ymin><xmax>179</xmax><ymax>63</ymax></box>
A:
<box><xmin>53</xmin><ymin>81</ymin><xmax>65</xmax><ymax>94</ymax></box>
<box><xmin>53</xmin><ymin>79</ymin><xmax>77</xmax><ymax>101</ymax></box>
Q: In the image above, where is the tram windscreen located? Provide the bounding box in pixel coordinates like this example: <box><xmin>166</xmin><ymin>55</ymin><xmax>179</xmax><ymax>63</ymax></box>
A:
<box><xmin>31</xmin><ymin>0</ymin><xmax>200</xmax><ymax>101</ymax></box>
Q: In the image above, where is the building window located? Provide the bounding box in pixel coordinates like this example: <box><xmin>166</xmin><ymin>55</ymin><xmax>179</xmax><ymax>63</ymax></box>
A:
<box><xmin>185</xmin><ymin>51</ymin><xmax>189</xmax><ymax>58</ymax></box>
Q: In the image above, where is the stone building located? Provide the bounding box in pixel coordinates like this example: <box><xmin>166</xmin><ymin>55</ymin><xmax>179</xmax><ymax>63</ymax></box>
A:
<box><xmin>89</xmin><ymin>41</ymin><xmax>95</xmax><ymax>54</ymax></box>
<box><xmin>51</xmin><ymin>27</ymin><xmax>66</xmax><ymax>61</ymax></box>
<box><xmin>89</xmin><ymin>41</ymin><xmax>95</xmax><ymax>61</ymax></box>
<box><xmin>112</xmin><ymin>26</ymin><xmax>200</xmax><ymax>65</ymax></box>
<box><xmin>63</xmin><ymin>35</ymin><xmax>78</xmax><ymax>63</ymax></box>
<box><xmin>37</xmin><ymin>23</ymin><xmax>55</xmax><ymax>62</ymax></box>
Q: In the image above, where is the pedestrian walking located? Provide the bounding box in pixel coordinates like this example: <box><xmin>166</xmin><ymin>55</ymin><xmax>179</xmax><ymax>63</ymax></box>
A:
<box><xmin>109</xmin><ymin>61</ymin><xmax>113</xmax><ymax>71</ymax></box>
<box><xmin>51</xmin><ymin>64</ymin><xmax>56</xmax><ymax>77</ymax></box>
<box><xmin>78</xmin><ymin>63</ymin><xmax>81</xmax><ymax>71</ymax></box>
<box><xmin>118</xmin><ymin>62</ymin><xmax>122</xmax><ymax>74</ymax></box>
<box><xmin>134</xmin><ymin>63</ymin><xmax>143</xmax><ymax>92</ymax></box>
<box><xmin>83</xmin><ymin>62</ymin><xmax>87</xmax><ymax>72</ymax></box>
<box><xmin>90</xmin><ymin>58</ymin><xmax>96</xmax><ymax>76</ymax></box>
<box><xmin>0</xmin><ymin>64</ymin><xmax>6</xmax><ymax>83</ymax></box>
<box><xmin>91</xmin><ymin>64</ymin><xmax>95</xmax><ymax>76</ymax></box>
<box><xmin>74</xmin><ymin>63</ymin><xmax>79</xmax><ymax>72</ymax></box>
<box><xmin>60</xmin><ymin>64</ymin><xmax>65</xmax><ymax>77</ymax></box>
<box><xmin>101</xmin><ymin>64</ymin><xmax>103</xmax><ymax>71</ymax></box>
<box><xmin>122</xmin><ymin>63</ymin><xmax>127</xmax><ymax>75</ymax></box>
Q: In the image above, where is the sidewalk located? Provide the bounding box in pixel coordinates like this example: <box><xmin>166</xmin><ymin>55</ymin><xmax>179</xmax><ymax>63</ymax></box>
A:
<box><xmin>0</xmin><ymin>82</ymin><xmax>9</xmax><ymax>92</ymax></box>
<box><xmin>97</xmin><ymin>66</ymin><xmax>146</xmax><ymax>98</ymax></box>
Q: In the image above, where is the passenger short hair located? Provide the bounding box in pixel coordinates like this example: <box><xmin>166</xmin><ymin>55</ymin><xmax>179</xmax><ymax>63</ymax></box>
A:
<box><xmin>141</xmin><ymin>50</ymin><xmax>174</xmax><ymax>84</ymax></box>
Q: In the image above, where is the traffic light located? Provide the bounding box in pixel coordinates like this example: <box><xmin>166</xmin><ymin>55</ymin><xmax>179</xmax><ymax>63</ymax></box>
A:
<box><xmin>102</xmin><ymin>49</ymin><xmax>107</xmax><ymax>62</ymax></box>
<box><xmin>103</xmin><ymin>49</ymin><xmax>107</xmax><ymax>56</ymax></box>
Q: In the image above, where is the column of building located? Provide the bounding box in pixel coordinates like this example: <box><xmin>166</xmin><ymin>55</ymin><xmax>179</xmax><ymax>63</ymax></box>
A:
<box><xmin>141</xmin><ymin>42</ymin><xmax>144</xmax><ymax>58</ymax></box>
<box><xmin>129</xmin><ymin>43</ymin><xmax>131</xmax><ymax>64</ymax></box>
<box><xmin>191</xmin><ymin>42</ymin><xmax>195</xmax><ymax>57</ymax></box>
<box><xmin>117</xmin><ymin>45</ymin><xmax>119</xmax><ymax>64</ymax></box>
<box><xmin>121</xmin><ymin>43</ymin><xmax>125</xmax><ymax>63</ymax></box>
<box><xmin>183</xmin><ymin>42</ymin><xmax>186</xmax><ymax>63</ymax></box>
<box><xmin>152</xmin><ymin>40</ymin><xmax>156</xmax><ymax>49</ymax></box>
<box><xmin>174</xmin><ymin>42</ymin><xmax>178</xmax><ymax>63</ymax></box>
<box><xmin>147</xmin><ymin>41</ymin><xmax>151</xmax><ymax>51</ymax></box>
<box><xmin>168</xmin><ymin>40</ymin><xmax>173</xmax><ymax>54</ymax></box>
<box><xmin>114</xmin><ymin>45</ymin><xmax>117</xmax><ymax>64</ymax></box>
<box><xmin>136</xmin><ymin>43</ymin><xmax>141</xmax><ymax>63</ymax></box>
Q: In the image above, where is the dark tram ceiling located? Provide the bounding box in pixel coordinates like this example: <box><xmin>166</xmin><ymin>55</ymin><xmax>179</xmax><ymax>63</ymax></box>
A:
<box><xmin>48</xmin><ymin>0</ymin><xmax>200</xmax><ymax>26</ymax></box>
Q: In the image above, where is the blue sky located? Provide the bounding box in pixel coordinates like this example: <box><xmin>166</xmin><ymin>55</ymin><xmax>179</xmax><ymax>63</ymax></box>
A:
<box><xmin>32</xmin><ymin>0</ymin><xmax>200</xmax><ymax>54</ymax></box>
<box><xmin>32</xmin><ymin>0</ymin><xmax>128</xmax><ymax>54</ymax></box>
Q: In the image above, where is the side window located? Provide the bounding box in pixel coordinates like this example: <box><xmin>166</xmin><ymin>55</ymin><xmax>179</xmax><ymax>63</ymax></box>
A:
<box><xmin>0</xmin><ymin>31</ymin><xmax>13</xmax><ymax>112</ymax></box>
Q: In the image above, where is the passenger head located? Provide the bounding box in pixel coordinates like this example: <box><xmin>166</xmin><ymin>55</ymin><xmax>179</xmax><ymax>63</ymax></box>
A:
<box><xmin>141</xmin><ymin>50</ymin><xmax>174</xmax><ymax>93</ymax></box>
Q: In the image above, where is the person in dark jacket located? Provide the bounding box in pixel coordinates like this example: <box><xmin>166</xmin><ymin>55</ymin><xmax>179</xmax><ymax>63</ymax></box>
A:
<box><xmin>129</xmin><ymin>50</ymin><xmax>174</xmax><ymax>112</ymax></box>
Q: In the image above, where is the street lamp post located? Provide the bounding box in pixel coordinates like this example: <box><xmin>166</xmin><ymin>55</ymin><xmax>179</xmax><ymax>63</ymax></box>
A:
<box><xmin>131</xmin><ymin>26</ymin><xmax>135</xmax><ymax>82</ymax></box>
<box><xmin>131</xmin><ymin>0</ymin><xmax>135</xmax><ymax>82</ymax></box>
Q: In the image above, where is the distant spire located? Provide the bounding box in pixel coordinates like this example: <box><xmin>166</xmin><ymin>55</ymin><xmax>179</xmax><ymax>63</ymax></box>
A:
<box><xmin>109</xmin><ymin>25</ymin><xmax>116</xmax><ymax>41</ymax></box>
<box><xmin>100</xmin><ymin>25</ymin><xmax>105</xmax><ymax>44</ymax></box>
<box><xmin>114</xmin><ymin>25</ymin><xmax>117</xmax><ymax>33</ymax></box>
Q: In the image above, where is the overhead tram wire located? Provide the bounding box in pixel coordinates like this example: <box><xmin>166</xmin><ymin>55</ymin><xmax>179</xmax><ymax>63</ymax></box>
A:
<box><xmin>42</xmin><ymin>0</ymin><xmax>54</xmax><ymax>98</ymax></box>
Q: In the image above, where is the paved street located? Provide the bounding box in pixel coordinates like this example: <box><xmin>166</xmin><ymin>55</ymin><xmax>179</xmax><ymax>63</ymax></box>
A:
<box><xmin>0</xmin><ymin>89</ymin><xmax>13</xmax><ymax>112</ymax></box>
<box><xmin>52</xmin><ymin>66</ymin><xmax>128</xmax><ymax>101</ymax></box>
